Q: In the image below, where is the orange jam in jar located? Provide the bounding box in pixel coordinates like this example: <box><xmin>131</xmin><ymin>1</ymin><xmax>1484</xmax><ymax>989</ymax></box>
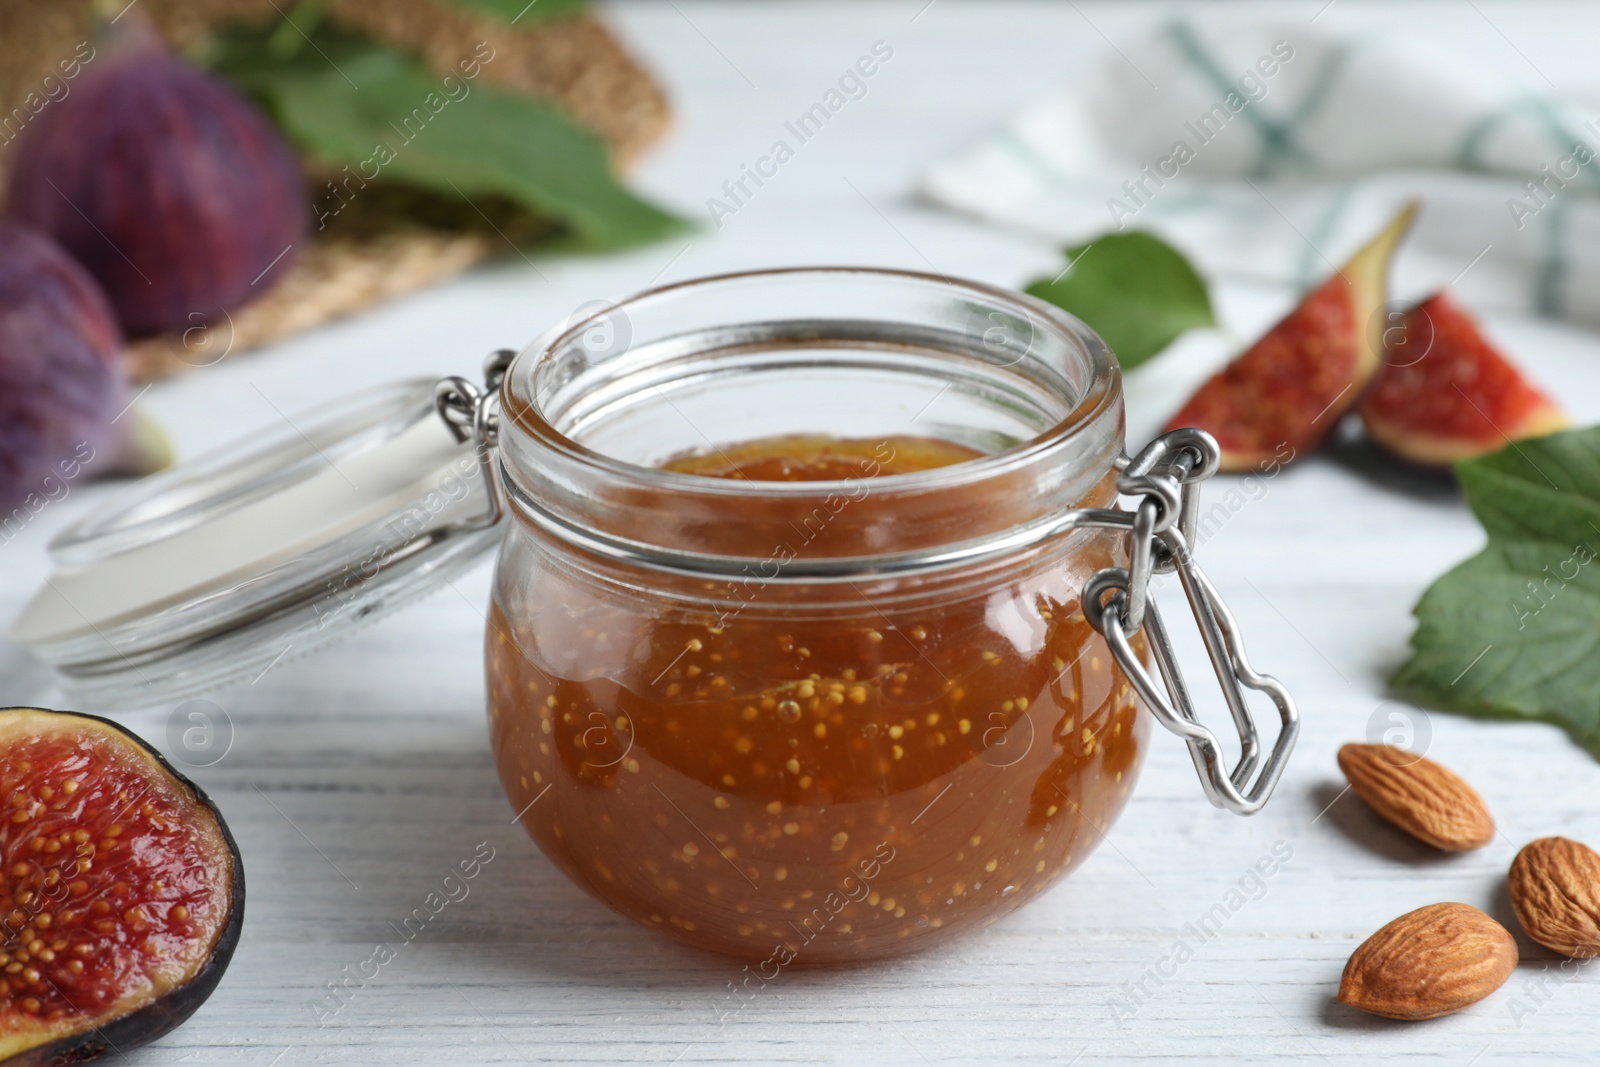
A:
<box><xmin>486</xmin><ymin>268</ymin><xmax>1147</xmax><ymax>962</ymax></box>
<box><xmin>489</xmin><ymin>441</ymin><xmax>1146</xmax><ymax>959</ymax></box>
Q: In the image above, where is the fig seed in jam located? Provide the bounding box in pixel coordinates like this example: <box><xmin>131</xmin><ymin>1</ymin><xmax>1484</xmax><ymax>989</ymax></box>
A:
<box><xmin>488</xmin><ymin>435</ymin><xmax>1147</xmax><ymax>962</ymax></box>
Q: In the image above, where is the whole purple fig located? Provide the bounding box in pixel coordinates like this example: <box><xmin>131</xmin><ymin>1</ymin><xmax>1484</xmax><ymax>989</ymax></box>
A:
<box><xmin>6</xmin><ymin>22</ymin><xmax>308</xmax><ymax>336</ymax></box>
<box><xmin>0</xmin><ymin>220</ymin><xmax>127</xmax><ymax>519</ymax></box>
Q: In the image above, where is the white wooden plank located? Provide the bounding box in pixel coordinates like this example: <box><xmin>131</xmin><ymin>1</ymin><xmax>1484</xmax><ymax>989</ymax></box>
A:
<box><xmin>4</xmin><ymin>2</ymin><xmax>1600</xmax><ymax>1064</ymax></box>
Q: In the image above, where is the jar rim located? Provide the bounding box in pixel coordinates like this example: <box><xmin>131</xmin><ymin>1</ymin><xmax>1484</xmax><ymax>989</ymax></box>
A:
<box><xmin>500</xmin><ymin>266</ymin><xmax>1122</xmax><ymax>499</ymax></box>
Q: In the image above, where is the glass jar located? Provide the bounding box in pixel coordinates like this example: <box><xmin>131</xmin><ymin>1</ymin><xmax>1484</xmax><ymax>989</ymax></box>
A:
<box><xmin>481</xmin><ymin>268</ymin><xmax>1284</xmax><ymax>963</ymax></box>
<box><xmin>10</xmin><ymin>266</ymin><xmax>1295</xmax><ymax>968</ymax></box>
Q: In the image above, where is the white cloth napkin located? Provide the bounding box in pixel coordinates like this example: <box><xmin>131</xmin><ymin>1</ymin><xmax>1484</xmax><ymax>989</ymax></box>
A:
<box><xmin>922</xmin><ymin>18</ymin><xmax>1600</xmax><ymax>327</ymax></box>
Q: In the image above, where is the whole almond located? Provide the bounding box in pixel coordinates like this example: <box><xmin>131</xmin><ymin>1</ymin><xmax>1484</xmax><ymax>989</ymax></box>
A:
<box><xmin>1338</xmin><ymin>902</ymin><xmax>1517</xmax><ymax>1020</ymax></box>
<box><xmin>1508</xmin><ymin>836</ymin><xmax>1600</xmax><ymax>957</ymax></box>
<box><xmin>1336</xmin><ymin>743</ymin><xmax>1494</xmax><ymax>850</ymax></box>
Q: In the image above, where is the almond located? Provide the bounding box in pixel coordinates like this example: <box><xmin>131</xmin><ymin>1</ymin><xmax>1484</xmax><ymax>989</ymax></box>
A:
<box><xmin>1336</xmin><ymin>743</ymin><xmax>1494</xmax><ymax>851</ymax></box>
<box><xmin>1508</xmin><ymin>836</ymin><xmax>1600</xmax><ymax>957</ymax></box>
<box><xmin>1338</xmin><ymin>902</ymin><xmax>1517</xmax><ymax>1020</ymax></box>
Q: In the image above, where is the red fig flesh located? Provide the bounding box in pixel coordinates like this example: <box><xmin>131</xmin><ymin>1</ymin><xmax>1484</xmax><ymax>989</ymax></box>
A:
<box><xmin>5</xmin><ymin>25</ymin><xmax>307</xmax><ymax>336</ymax></box>
<box><xmin>0</xmin><ymin>221</ymin><xmax>126</xmax><ymax>517</ymax></box>
<box><xmin>1164</xmin><ymin>204</ymin><xmax>1417</xmax><ymax>471</ymax></box>
<box><xmin>1360</xmin><ymin>292</ymin><xmax>1568</xmax><ymax>465</ymax></box>
<box><xmin>0</xmin><ymin>708</ymin><xmax>243</xmax><ymax>1066</ymax></box>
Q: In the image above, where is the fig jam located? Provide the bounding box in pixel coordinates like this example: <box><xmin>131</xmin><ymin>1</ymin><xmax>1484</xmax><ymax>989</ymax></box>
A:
<box><xmin>487</xmin><ymin>435</ymin><xmax>1146</xmax><ymax>963</ymax></box>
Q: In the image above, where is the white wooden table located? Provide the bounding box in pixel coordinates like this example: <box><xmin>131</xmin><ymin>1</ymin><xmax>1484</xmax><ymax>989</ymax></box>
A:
<box><xmin>5</xmin><ymin>2</ymin><xmax>1600</xmax><ymax>1063</ymax></box>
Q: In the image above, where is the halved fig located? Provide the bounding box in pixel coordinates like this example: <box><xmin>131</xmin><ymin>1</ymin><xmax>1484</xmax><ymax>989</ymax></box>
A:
<box><xmin>1360</xmin><ymin>292</ymin><xmax>1568</xmax><ymax>465</ymax></box>
<box><xmin>0</xmin><ymin>708</ymin><xmax>242</xmax><ymax>1066</ymax></box>
<box><xmin>1164</xmin><ymin>203</ymin><xmax>1418</xmax><ymax>471</ymax></box>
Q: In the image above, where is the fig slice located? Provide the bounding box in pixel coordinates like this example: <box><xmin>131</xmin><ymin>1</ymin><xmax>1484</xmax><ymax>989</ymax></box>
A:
<box><xmin>0</xmin><ymin>708</ymin><xmax>242</xmax><ymax>1066</ymax></box>
<box><xmin>1163</xmin><ymin>203</ymin><xmax>1418</xmax><ymax>471</ymax></box>
<box><xmin>1360</xmin><ymin>292</ymin><xmax>1569</xmax><ymax>465</ymax></box>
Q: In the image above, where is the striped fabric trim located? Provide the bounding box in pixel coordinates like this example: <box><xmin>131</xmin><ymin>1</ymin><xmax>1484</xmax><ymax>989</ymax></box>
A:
<box><xmin>1457</xmin><ymin>96</ymin><xmax>1600</xmax><ymax>187</ymax></box>
<box><xmin>1537</xmin><ymin>194</ymin><xmax>1569</xmax><ymax>317</ymax></box>
<box><xmin>1163</xmin><ymin>21</ymin><xmax>1312</xmax><ymax>177</ymax></box>
<box><xmin>938</xmin><ymin>18</ymin><xmax>1600</xmax><ymax>323</ymax></box>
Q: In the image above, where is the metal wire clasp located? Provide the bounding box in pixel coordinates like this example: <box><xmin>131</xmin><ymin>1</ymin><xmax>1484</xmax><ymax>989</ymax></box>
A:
<box><xmin>1082</xmin><ymin>429</ymin><xmax>1299</xmax><ymax>815</ymax></box>
<box><xmin>432</xmin><ymin>348</ymin><xmax>516</xmax><ymax>531</ymax></box>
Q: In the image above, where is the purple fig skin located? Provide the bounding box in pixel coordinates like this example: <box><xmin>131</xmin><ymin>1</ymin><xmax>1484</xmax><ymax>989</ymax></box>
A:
<box><xmin>5</xmin><ymin>33</ymin><xmax>308</xmax><ymax>336</ymax></box>
<box><xmin>0</xmin><ymin>220</ymin><xmax>128</xmax><ymax>518</ymax></box>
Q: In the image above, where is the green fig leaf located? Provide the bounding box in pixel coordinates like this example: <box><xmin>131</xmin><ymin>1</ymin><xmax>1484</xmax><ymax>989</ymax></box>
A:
<box><xmin>201</xmin><ymin>23</ymin><xmax>683</xmax><ymax>250</ymax></box>
<box><xmin>437</xmin><ymin>0</ymin><xmax>589</xmax><ymax>23</ymax></box>
<box><xmin>1024</xmin><ymin>231</ymin><xmax>1214</xmax><ymax>369</ymax></box>
<box><xmin>1392</xmin><ymin>426</ymin><xmax>1600</xmax><ymax>755</ymax></box>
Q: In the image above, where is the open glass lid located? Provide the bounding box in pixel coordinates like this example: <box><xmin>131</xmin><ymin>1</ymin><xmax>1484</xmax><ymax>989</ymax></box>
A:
<box><xmin>8</xmin><ymin>363</ymin><xmax>510</xmax><ymax>707</ymax></box>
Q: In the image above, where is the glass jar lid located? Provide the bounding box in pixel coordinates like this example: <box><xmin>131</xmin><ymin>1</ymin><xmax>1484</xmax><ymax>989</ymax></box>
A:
<box><xmin>9</xmin><ymin>375</ymin><xmax>506</xmax><ymax>706</ymax></box>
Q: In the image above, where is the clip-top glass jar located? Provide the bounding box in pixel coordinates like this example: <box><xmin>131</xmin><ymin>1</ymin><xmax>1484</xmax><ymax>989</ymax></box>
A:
<box><xmin>10</xmin><ymin>267</ymin><xmax>1296</xmax><ymax>966</ymax></box>
<box><xmin>483</xmin><ymin>268</ymin><xmax>1296</xmax><ymax>962</ymax></box>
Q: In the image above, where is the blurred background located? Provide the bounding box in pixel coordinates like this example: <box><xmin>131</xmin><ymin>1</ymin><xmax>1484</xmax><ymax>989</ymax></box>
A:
<box><xmin>2</xmin><ymin>2</ymin><xmax>1599</xmax><ymax>1064</ymax></box>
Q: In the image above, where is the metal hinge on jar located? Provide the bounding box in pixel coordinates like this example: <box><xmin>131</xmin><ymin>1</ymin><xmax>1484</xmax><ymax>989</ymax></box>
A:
<box><xmin>1081</xmin><ymin>429</ymin><xmax>1299</xmax><ymax>816</ymax></box>
<box><xmin>432</xmin><ymin>348</ymin><xmax>516</xmax><ymax>533</ymax></box>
